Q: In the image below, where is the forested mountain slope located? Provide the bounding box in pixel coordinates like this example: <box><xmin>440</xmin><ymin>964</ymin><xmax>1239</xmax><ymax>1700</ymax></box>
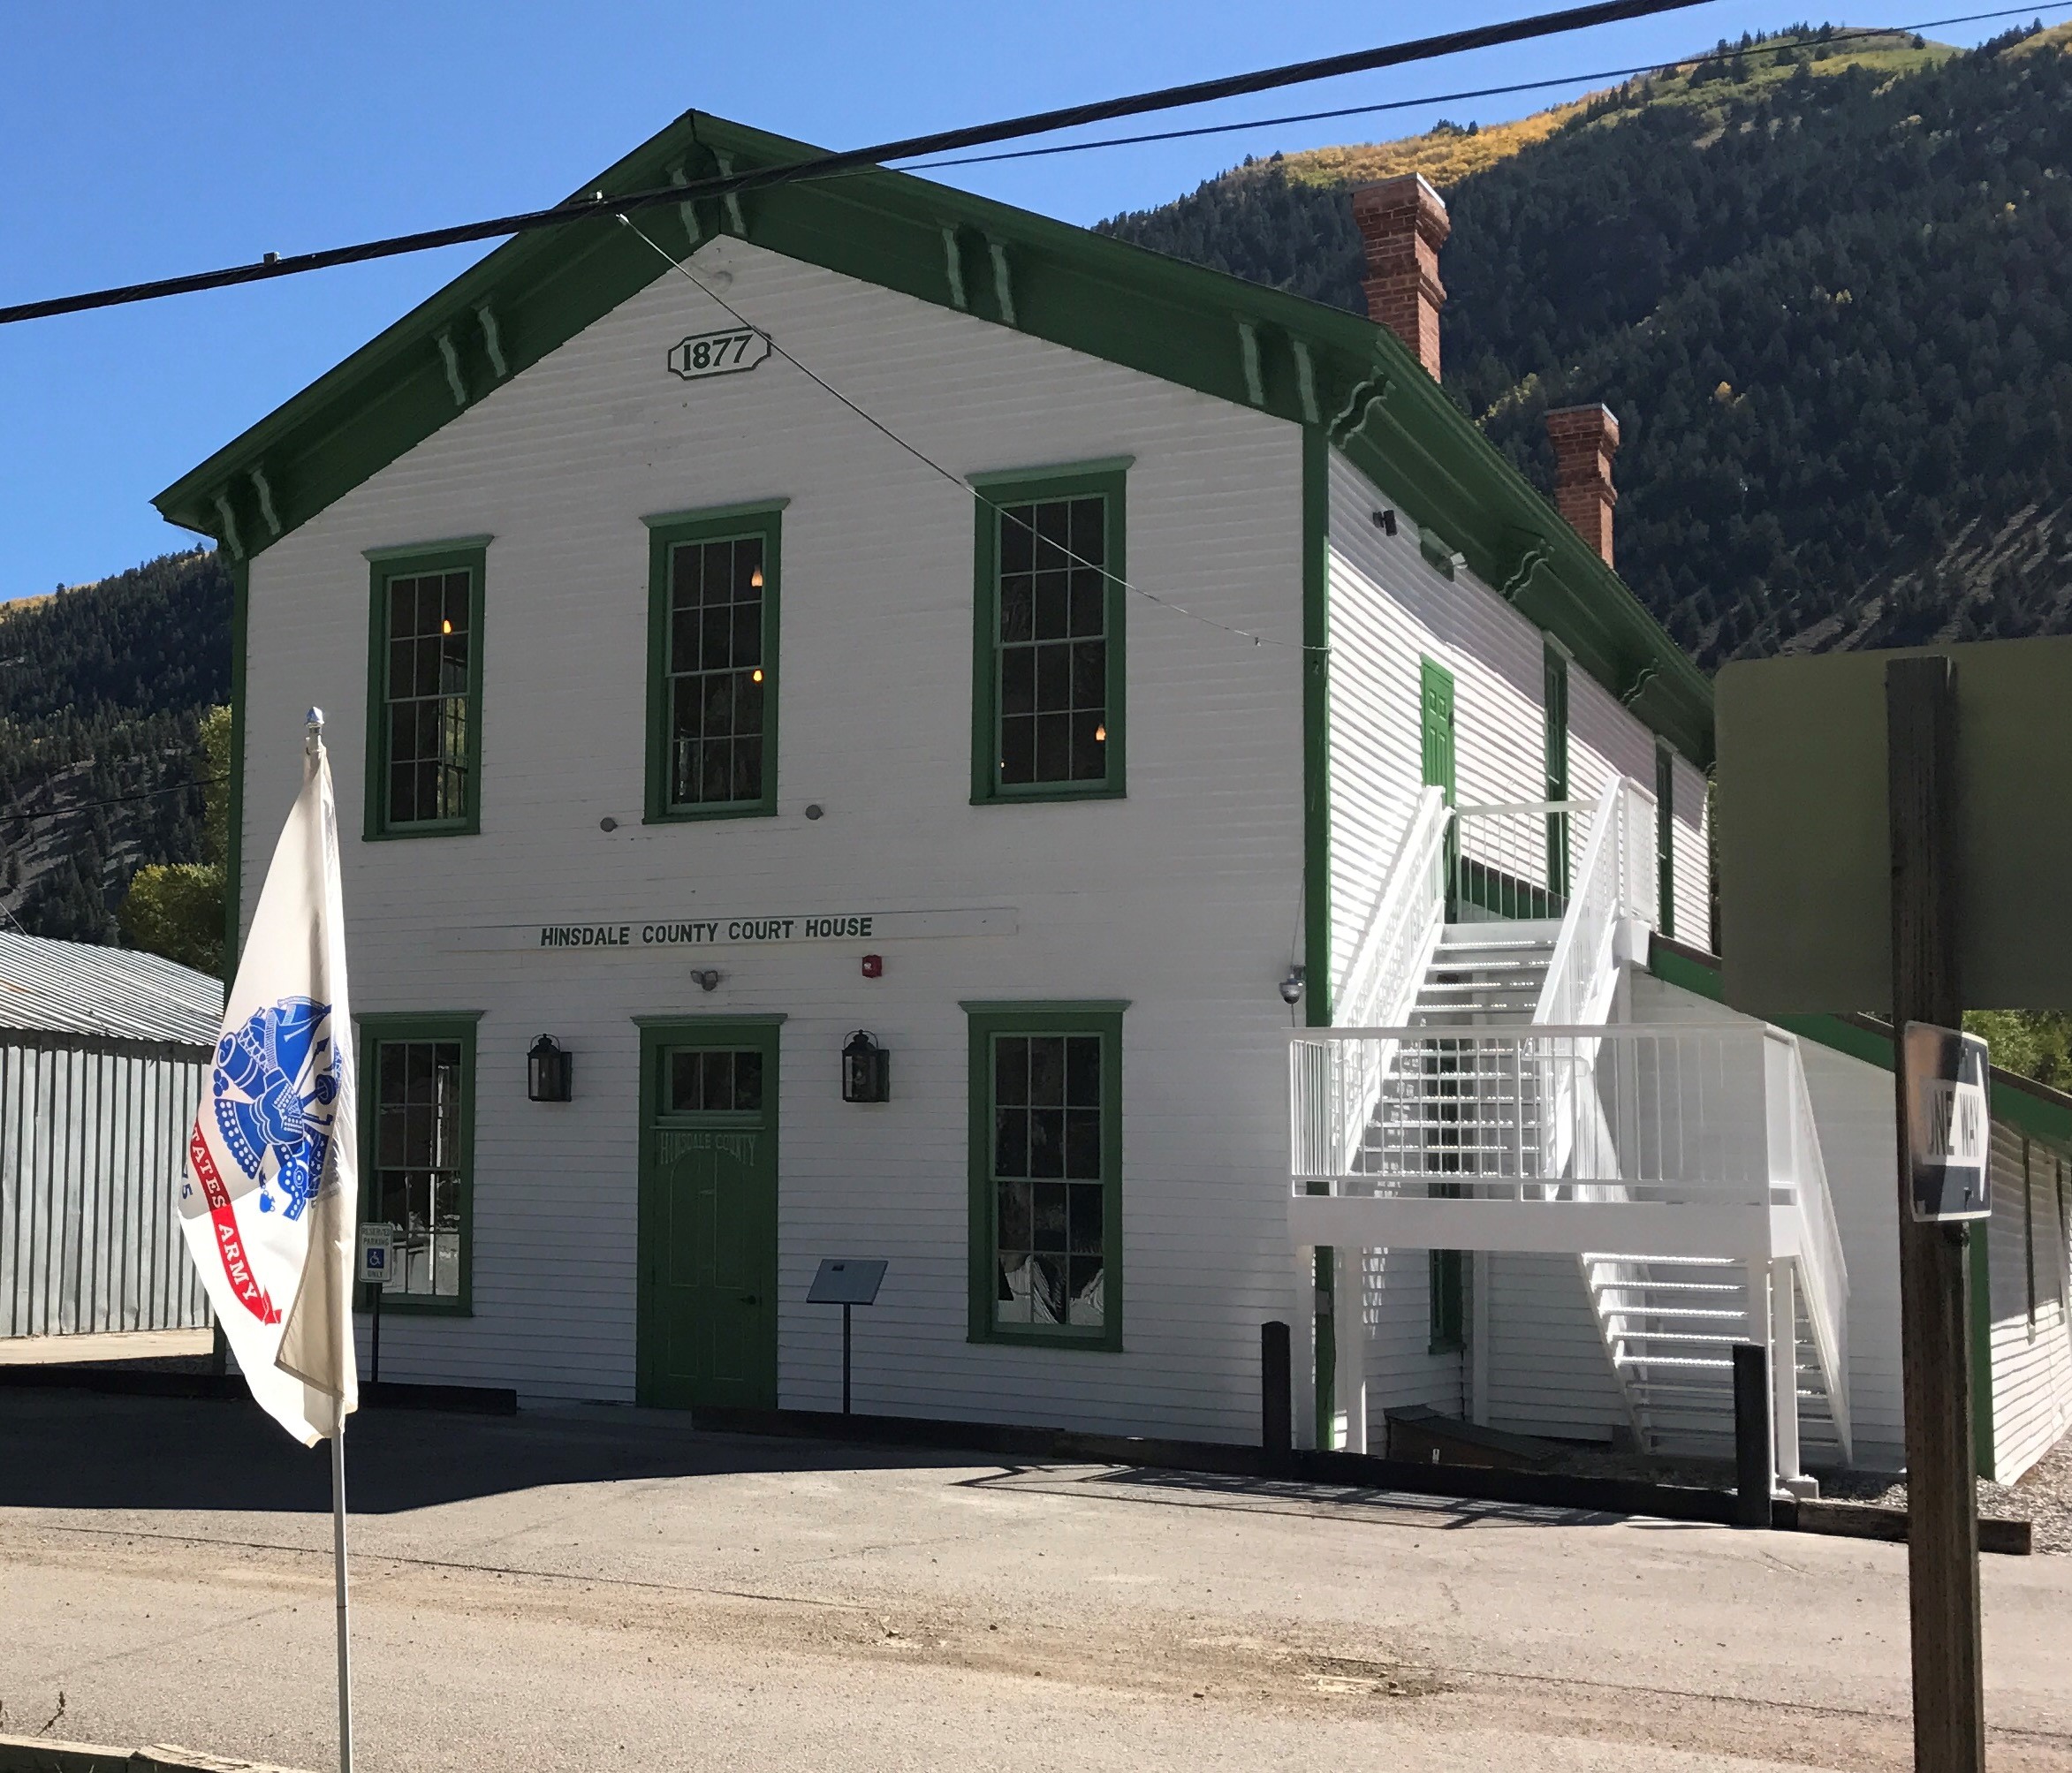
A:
<box><xmin>0</xmin><ymin>549</ymin><xmax>229</xmax><ymax>943</ymax></box>
<box><xmin>1104</xmin><ymin>26</ymin><xmax>2072</xmax><ymax>664</ymax></box>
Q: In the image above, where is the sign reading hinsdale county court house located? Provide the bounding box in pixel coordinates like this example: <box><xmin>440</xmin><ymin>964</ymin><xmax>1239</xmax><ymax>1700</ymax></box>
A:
<box><xmin>447</xmin><ymin>907</ymin><xmax>1013</xmax><ymax>952</ymax></box>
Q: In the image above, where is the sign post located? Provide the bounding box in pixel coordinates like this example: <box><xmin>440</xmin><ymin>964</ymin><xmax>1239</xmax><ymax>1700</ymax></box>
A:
<box><xmin>807</xmin><ymin>1259</ymin><xmax>887</xmax><ymax>1414</ymax></box>
<box><xmin>1885</xmin><ymin>655</ymin><xmax>1984</xmax><ymax>1773</ymax></box>
<box><xmin>356</xmin><ymin>1224</ymin><xmax>396</xmax><ymax>1386</ymax></box>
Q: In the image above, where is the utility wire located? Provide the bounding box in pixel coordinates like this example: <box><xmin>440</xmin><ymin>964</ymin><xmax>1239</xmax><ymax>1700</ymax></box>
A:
<box><xmin>618</xmin><ymin>216</ymin><xmax>1318</xmax><ymax>655</ymax></box>
<box><xmin>902</xmin><ymin>5</ymin><xmax>2072</xmax><ymax>171</ymax></box>
<box><xmin>4</xmin><ymin>773</ymin><xmax>224</xmax><ymax>821</ymax></box>
<box><xmin>0</xmin><ymin>0</ymin><xmax>1715</xmax><ymax>327</ymax></box>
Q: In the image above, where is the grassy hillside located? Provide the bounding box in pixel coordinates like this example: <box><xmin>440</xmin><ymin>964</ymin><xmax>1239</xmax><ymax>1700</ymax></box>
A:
<box><xmin>0</xmin><ymin>549</ymin><xmax>229</xmax><ymax>944</ymax></box>
<box><xmin>1104</xmin><ymin>25</ymin><xmax>2072</xmax><ymax>664</ymax></box>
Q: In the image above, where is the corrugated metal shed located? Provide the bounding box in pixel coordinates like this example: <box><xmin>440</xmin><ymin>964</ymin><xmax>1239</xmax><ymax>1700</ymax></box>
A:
<box><xmin>0</xmin><ymin>932</ymin><xmax>221</xmax><ymax>1049</ymax></box>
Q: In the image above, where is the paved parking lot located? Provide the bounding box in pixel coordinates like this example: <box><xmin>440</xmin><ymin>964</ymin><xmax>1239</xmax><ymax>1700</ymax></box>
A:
<box><xmin>2</xmin><ymin>1390</ymin><xmax>2069</xmax><ymax>1771</ymax></box>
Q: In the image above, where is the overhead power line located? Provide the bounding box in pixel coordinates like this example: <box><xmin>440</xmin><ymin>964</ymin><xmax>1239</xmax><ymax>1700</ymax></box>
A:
<box><xmin>0</xmin><ymin>0</ymin><xmax>1714</xmax><ymax>328</ymax></box>
<box><xmin>903</xmin><ymin>5</ymin><xmax>2072</xmax><ymax>171</ymax></box>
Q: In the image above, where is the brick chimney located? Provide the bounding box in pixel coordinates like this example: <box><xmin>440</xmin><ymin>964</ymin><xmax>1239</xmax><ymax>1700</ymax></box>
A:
<box><xmin>1545</xmin><ymin>404</ymin><xmax>1620</xmax><ymax>568</ymax></box>
<box><xmin>1350</xmin><ymin>175</ymin><xmax>1449</xmax><ymax>379</ymax></box>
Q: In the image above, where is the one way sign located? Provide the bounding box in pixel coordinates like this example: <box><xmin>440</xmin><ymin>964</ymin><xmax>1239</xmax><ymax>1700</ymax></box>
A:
<box><xmin>1902</xmin><ymin>1022</ymin><xmax>1992</xmax><ymax>1222</ymax></box>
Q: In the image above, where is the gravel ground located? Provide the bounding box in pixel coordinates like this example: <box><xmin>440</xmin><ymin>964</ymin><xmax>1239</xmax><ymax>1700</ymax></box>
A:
<box><xmin>1543</xmin><ymin>1433</ymin><xmax>2072</xmax><ymax>1554</ymax></box>
<box><xmin>1825</xmin><ymin>1435</ymin><xmax>2072</xmax><ymax>1555</ymax></box>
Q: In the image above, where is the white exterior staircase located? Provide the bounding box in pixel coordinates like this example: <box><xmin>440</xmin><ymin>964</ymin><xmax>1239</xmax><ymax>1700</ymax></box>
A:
<box><xmin>1288</xmin><ymin>777</ymin><xmax>1853</xmax><ymax>1480</ymax></box>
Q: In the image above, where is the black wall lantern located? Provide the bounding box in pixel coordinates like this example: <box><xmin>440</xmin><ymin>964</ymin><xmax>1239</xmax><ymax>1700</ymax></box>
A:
<box><xmin>527</xmin><ymin>1034</ymin><xmax>573</xmax><ymax>1102</ymax></box>
<box><xmin>841</xmin><ymin>1030</ymin><xmax>890</xmax><ymax>1103</ymax></box>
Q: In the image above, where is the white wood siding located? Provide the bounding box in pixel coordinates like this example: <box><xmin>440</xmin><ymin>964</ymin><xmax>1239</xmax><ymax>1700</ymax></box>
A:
<box><xmin>1666</xmin><ymin>753</ymin><xmax>1712</xmax><ymax>951</ymax></box>
<box><xmin>239</xmin><ymin>236</ymin><xmax>1310</xmax><ymax>1440</ymax></box>
<box><xmin>1987</xmin><ymin>1126</ymin><xmax>2072</xmax><ymax>1481</ymax></box>
<box><xmin>1482</xmin><ymin>1252</ymin><xmax>1628</xmax><ymax>1440</ymax></box>
<box><xmin>1323</xmin><ymin>452</ymin><xmax>1546</xmax><ymax>995</ymax></box>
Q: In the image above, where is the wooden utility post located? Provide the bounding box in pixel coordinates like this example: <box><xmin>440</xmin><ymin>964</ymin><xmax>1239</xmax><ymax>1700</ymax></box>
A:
<box><xmin>1886</xmin><ymin>655</ymin><xmax>1985</xmax><ymax>1773</ymax></box>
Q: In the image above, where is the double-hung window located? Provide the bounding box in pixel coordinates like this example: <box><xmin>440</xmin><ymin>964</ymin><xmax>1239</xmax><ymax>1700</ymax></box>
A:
<box><xmin>358</xmin><ymin>1014</ymin><xmax>478</xmax><ymax>1313</ymax></box>
<box><xmin>966</xmin><ymin>1002</ymin><xmax>1125</xmax><ymax>1350</ymax></box>
<box><xmin>364</xmin><ymin>540</ymin><xmax>487</xmax><ymax>838</ymax></box>
<box><xmin>645</xmin><ymin>502</ymin><xmax>783</xmax><ymax>821</ymax></box>
<box><xmin>970</xmin><ymin>462</ymin><xmax>1127</xmax><ymax>802</ymax></box>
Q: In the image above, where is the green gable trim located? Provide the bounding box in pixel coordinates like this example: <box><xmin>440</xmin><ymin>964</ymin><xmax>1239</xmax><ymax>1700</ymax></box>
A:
<box><xmin>1302</xmin><ymin>426</ymin><xmax>1332</xmax><ymax>1028</ymax></box>
<box><xmin>154</xmin><ymin>110</ymin><xmax>1712</xmax><ymax>765</ymax></box>
<box><xmin>1648</xmin><ymin>936</ymin><xmax>2072</xmax><ymax>1155</ymax></box>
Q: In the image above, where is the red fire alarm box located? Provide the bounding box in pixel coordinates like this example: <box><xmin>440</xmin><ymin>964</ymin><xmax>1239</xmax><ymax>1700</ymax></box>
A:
<box><xmin>861</xmin><ymin>953</ymin><xmax>884</xmax><ymax>979</ymax></box>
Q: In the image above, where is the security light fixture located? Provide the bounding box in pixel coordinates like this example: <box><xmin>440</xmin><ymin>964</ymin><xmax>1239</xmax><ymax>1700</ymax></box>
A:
<box><xmin>527</xmin><ymin>1034</ymin><xmax>573</xmax><ymax>1102</ymax></box>
<box><xmin>842</xmin><ymin>1030</ymin><xmax>891</xmax><ymax>1103</ymax></box>
<box><xmin>1279</xmin><ymin>966</ymin><xmax>1306</xmax><ymax>1007</ymax></box>
<box><xmin>1372</xmin><ymin>508</ymin><xmax>1398</xmax><ymax>536</ymax></box>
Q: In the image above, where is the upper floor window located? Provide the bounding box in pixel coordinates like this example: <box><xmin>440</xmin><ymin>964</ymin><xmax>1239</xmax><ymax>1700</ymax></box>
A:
<box><xmin>364</xmin><ymin>540</ymin><xmax>487</xmax><ymax>838</ymax></box>
<box><xmin>645</xmin><ymin>503</ymin><xmax>783</xmax><ymax>822</ymax></box>
<box><xmin>969</xmin><ymin>462</ymin><xmax>1127</xmax><ymax>803</ymax></box>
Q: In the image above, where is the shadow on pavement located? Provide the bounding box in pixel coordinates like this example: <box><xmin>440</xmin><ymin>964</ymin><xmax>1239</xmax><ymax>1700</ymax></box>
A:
<box><xmin>0</xmin><ymin>1388</ymin><xmax>975</xmax><ymax>1515</ymax></box>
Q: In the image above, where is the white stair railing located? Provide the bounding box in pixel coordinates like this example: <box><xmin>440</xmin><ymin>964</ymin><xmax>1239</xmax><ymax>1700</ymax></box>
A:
<box><xmin>1768</xmin><ymin>1028</ymin><xmax>1853</xmax><ymax>1463</ymax></box>
<box><xmin>1287</xmin><ymin>1021</ymin><xmax>1852</xmax><ymax>1467</ymax></box>
<box><xmin>1306</xmin><ymin>786</ymin><xmax>1451</xmax><ymax>1175</ymax></box>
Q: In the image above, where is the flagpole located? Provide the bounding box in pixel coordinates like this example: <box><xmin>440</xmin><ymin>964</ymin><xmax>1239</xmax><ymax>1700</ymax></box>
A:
<box><xmin>331</xmin><ymin>1418</ymin><xmax>353</xmax><ymax>1773</ymax></box>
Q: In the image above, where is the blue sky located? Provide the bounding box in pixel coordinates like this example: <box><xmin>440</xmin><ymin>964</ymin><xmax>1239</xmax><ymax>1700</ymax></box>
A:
<box><xmin>0</xmin><ymin>1</ymin><xmax>2041</xmax><ymax>600</ymax></box>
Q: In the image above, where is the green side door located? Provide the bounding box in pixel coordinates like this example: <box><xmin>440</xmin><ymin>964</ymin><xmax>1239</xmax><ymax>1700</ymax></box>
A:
<box><xmin>637</xmin><ymin>1020</ymin><xmax>780</xmax><ymax>1410</ymax></box>
<box><xmin>1420</xmin><ymin>657</ymin><xmax>1458</xmax><ymax>915</ymax></box>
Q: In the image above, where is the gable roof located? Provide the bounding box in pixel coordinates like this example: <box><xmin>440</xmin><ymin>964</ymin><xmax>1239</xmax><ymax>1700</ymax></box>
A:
<box><xmin>0</xmin><ymin>930</ymin><xmax>223</xmax><ymax>1049</ymax></box>
<box><xmin>154</xmin><ymin>110</ymin><xmax>1714</xmax><ymax>763</ymax></box>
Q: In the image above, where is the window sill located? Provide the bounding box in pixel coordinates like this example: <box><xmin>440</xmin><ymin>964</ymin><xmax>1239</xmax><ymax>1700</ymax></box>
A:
<box><xmin>970</xmin><ymin>782</ymin><xmax>1127</xmax><ymax>807</ymax></box>
<box><xmin>361</xmin><ymin>1294</ymin><xmax>473</xmax><ymax>1318</ymax></box>
<box><xmin>364</xmin><ymin>822</ymin><xmax>480</xmax><ymax>843</ymax></box>
<box><xmin>643</xmin><ymin>802</ymin><xmax>779</xmax><ymax>825</ymax></box>
<box><xmin>969</xmin><ymin>1325</ymin><xmax>1122</xmax><ymax>1353</ymax></box>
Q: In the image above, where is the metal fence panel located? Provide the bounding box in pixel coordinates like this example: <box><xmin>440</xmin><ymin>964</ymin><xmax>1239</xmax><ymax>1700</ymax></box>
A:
<box><xmin>0</xmin><ymin>1034</ymin><xmax>212</xmax><ymax>1337</ymax></box>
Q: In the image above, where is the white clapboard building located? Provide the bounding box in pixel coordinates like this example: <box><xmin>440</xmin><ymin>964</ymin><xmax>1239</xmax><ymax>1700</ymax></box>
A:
<box><xmin>156</xmin><ymin>112</ymin><xmax>2072</xmax><ymax>1484</ymax></box>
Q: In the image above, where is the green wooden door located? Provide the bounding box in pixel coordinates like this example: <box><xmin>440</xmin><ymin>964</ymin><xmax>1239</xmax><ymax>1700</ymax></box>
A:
<box><xmin>1421</xmin><ymin>658</ymin><xmax>1458</xmax><ymax>917</ymax></box>
<box><xmin>1419</xmin><ymin>657</ymin><xmax>1457</xmax><ymax>803</ymax></box>
<box><xmin>637</xmin><ymin>1022</ymin><xmax>779</xmax><ymax>1409</ymax></box>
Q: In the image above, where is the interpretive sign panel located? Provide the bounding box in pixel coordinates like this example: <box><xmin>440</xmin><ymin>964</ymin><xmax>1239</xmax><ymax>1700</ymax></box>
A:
<box><xmin>1715</xmin><ymin>636</ymin><xmax>2072</xmax><ymax>1014</ymax></box>
<box><xmin>808</xmin><ymin>1258</ymin><xmax>887</xmax><ymax>1307</ymax></box>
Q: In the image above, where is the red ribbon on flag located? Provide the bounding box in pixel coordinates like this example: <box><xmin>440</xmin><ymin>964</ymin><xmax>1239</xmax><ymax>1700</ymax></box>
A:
<box><xmin>188</xmin><ymin>1124</ymin><xmax>280</xmax><ymax>1326</ymax></box>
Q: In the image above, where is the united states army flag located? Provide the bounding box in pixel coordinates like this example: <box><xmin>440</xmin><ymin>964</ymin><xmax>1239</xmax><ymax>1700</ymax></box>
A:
<box><xmin>178</xmin><ymin>712</ymin><xmax>358</xmax><ymax>1445</ymax></box>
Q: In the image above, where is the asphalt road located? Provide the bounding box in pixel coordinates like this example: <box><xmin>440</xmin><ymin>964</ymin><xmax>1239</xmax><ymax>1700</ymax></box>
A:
<box><xmin>2</xmin><ymin>1390</ymin><xmax>2068</xmax><ymax>1771</ymax></box>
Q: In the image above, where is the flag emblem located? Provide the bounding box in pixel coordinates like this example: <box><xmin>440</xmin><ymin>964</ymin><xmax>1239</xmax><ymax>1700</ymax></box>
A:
<box><xmin>212</xmin><ymin>996</ymin><xmax>341</xmax><ymax>1219</ymax></box>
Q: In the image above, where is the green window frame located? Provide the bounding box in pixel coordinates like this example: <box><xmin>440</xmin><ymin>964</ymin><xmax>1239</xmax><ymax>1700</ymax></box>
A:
<box><xmin>1430</xmin><ymin>1250</ymin><xmax>1465</xmax><ymax>1353</ymax></box>
<box><xmin>1655</xmin><ymin>740</ymin><xmax>1677</xmax><ymax>939</ymax></box>
<box><xmin>364</xmin><ymin>541</ymin><xmax>489</xmax><ymax>840</ymax></box>
<box><xmin>643</xmin><ymin>501</ymin><xmax>785</xmax><ymax>822</ymax></box>
<box><xmin>964</xmin><ymin>1001</ymin><xmax>1126</xmax><ymax>1351</ymax></box>
<box><xmin>969</xmin><ymin>460</ymin><xmax>1128</xmax><ymax>804</ymax></box>
<box><xmin>1543</xmin><ymin>639</ymin><xmax>1571</xmax><ymax>896</ymax></box>
<box><xmin>355</xmin><ymin>1012</ymin><xmax>481</xmax><ymax>1316</ymax></box>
